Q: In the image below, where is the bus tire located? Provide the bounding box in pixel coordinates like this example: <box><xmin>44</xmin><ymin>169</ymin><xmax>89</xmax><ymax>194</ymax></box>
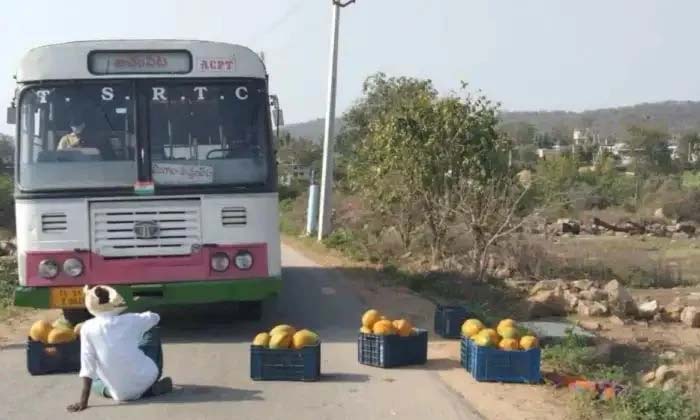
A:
<box><xmin>62</xmin><ymin>308</ymin><xmax>92</xmax><ymax>325</ymax></box>
<box><xmin>237</xmin><ymin>301</ymin><xmax>262</xmax><ymax>321</ymax></box>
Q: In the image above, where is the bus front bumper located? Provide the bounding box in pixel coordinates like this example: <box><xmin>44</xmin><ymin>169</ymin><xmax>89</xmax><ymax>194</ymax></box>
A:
<box><xmin>14</xmin><ymin>277</ymin><xmax>282</xmax><ymax>309</ymax></box>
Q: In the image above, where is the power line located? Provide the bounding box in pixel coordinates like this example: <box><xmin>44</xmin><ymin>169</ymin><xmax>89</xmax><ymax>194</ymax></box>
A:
<box><xmin>247</xmin><ymin>0</ymin><xmax>307</xmax><ymax>46</ymax></box>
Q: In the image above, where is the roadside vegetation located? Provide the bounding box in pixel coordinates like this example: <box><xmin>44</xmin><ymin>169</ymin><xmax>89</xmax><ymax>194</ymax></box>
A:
<box><xmin>278</xmin><ymin>73</ymin><xmax>700</xmax><ymax>419</ymax></box>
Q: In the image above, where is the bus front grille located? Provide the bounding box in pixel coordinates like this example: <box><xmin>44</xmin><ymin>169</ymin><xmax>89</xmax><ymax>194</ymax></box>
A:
<box><xmin>91</xmin><ymin>200</ymin><xmax>202</xmax><ymax>258</ymax></box>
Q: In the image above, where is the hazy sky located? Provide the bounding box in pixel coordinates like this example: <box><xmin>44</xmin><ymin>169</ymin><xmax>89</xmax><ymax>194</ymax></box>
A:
<box><xmin>1</xmin><ymin>0</ymin><xmax>699</xmax><ymax>134</ymax></box>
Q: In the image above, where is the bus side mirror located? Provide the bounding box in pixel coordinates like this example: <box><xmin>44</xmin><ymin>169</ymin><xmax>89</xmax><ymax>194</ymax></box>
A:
<box><xmin>6</xmin><ymin>107</ymin><xmax>16</xmax><ymax>125</ymax></box>
<box><xmin>273</xmin><ymin>109</ymin><xmax>284</xmax><ymax>127</ymax></box>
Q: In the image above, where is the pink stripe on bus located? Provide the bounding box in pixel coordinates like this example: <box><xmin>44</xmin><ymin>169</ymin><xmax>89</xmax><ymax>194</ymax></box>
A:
<box><xmin>24</xmin><ymin>244</ymin><xmax>268</xmax><ymax>287</ymax></box>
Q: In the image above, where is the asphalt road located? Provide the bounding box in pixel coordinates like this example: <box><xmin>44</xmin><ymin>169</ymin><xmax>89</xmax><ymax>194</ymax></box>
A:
<box><xmin>0</xmin><ymin>245</ymin><xmax>481</xmax><ymax>420</ymax></box>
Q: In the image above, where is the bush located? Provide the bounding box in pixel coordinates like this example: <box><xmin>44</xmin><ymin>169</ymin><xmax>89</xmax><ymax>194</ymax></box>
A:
<box><xmin>0</xmin><ymin>175</ymin><xmax>13</xmax><ymax>229</ymax></box>
<box><xmin>663</xmin><ymin>189</ymin><xmax>700</xmax><ymax>223</ymax></box>
<box><xmin>613</xmin><ymin>387</ymin><xmax>698</xmax><ymax>420</ymax></box>
<box><xmin>0</xmin><ymin>258</ymin><xmax>17</xmax><ymax>309</ymax></box>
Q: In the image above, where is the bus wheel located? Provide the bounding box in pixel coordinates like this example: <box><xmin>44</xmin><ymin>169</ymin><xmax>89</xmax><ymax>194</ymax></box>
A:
<box><xmin>62</xmin><ymin>309</ymin><xmax>92</xmax><ymax>325</ymax></box>
<box><xmin>237</xmin><ymin>301</ymin><xmax>262</xmax><ymax>321</ymax></box>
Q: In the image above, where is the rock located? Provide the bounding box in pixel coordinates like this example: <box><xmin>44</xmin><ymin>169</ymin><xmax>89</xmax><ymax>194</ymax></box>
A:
<box><xmin>578</xmin><ymin>288</ymin><xmax>608</xmax><ymax>301</ymax></box>
<box><xmin>635</xmin><ymin>336</ymin><xmax>649</xmax><ymax>343</ymax></box>
<box><xmin>672</xmin><ymin>232</ymin><xmax>690</xmax><ymax>240</ymax></box>
<box><xmin>663</xmin><ymin>378</ymin><xmax>679</xmax><ymax>391</ymax></box>
<box><xmin>654</xmin><ymin>365</ymin><xmax>674</xmax><ymax>385</ymax></box>
<box><xmin>529</xmin><ymin>279</ymin><xmax>567</xmax><ymax>296</ymax></box>
<box><xmin>635</xmin><ymin>320</ymin><xmax>649</xmax><ymax>328</ymax></box>
<box><xmin>557</xmin><ymin>218</ymin><xmax>581</xmax><ymax>235</ymax></box>
<box><xmin>578</xmin><ymin>320</ymin><xmax>602</xmax><ymax>331</ymax></box>
<box><xmin>609</xmin><ymin>315</ymin><xmax>627</xmax><ymax>326</ymax></box>
<box><xmin>637</xmin><ymin>300</ymin><xmax>660</xmax><ymax>320</ymax></box>
<box><xmin>662</xmin><ymin>298</ymin><xmax>685</xmax><ymax>322</ymax></box>
<box><xmin>563</xmin><ymin>290</ymin><xmax>579</xmax><ymax>312</ymax></box>
<box><xmin>678</xmin><ymin>223</ymin><xmax>697</xmax><ymax>236</ymax></box>
<box><xmin>527</xmin><ymin>287</ymin><xmax>568</xmax><ymax>318</ymax></box>
<box><xmin>504</xmin><ymin>278</ymin><xmax>536</xmax><ymax>291</ymax></box>
<box><xmin>661</xmin><ymin>351</ymin><xmax>677</xmax><ymax>360</ymax></box>
<box><xmin>572</xmin><ymin>280</ymin><xmax>594</xmax><ymax>291</ymax></box>
<box><xmin>604</xmin><ymin>280</ymin><xmax>638</xmax><ymax>317</ymax></box>
<box><xmin>681</xmin><ymin>306</ymin><xmax>700</xmax><ymax>328</ymax></box>
<box><xmin>642</xmin><ymin>370</ymin><xmax>656</xmax><ymax>383</ymax></box>
<box><xmin>0</xmin><ymin>240</ymin><xmax>16</xmax><ymax>257</ymax></box>
<box><xmin>653</xmin><ymin>313</ymin><xmax>663</xmax><ymax>322</ymax></box>
<box><xmin>654</xmin><ymin>208</ymin><xmax>665</xmax><ymax>219</ymax></box>
<box><xmin>577</xmin><ymin>300</ymin><xmax>609</xmax><ymax>317</ymax></box>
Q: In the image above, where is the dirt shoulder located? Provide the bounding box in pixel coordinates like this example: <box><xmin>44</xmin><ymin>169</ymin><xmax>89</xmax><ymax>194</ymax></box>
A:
<box><xmin>282</xmin><ymin>235</ymin><xmax>568</xmax><ymax>420</ymax></box>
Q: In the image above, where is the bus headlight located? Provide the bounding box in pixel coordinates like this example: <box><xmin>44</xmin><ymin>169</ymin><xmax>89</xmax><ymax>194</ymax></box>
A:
<box><xmin>211</xmin><ymin>253</ymin><xmax>230</xmax><ymax>272</ymax></box>
<box><xmin>63</xmin><ymin>258</ymin><xmax>84</xmax><ymax>277</ymax></box>
<box><xmin>234</xmin><ymin>251</ymin><xmax>253</xmax><ymax>270</ymax></box>
<box><xmin>38</xmin><ymin>260</ymin><xmax>59</xmax><ymax>279</ymax></box>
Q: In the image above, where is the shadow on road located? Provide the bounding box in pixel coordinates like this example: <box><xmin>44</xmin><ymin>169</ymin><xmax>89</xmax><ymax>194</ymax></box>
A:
<box><xmin>320</xmin><ymin>373</ymin><xmax>370</xmax><ymax>383</ymax></box>
<box><xmin>133</xmin><ymin>384</ymin><xmax>264</xmax><ymax>404</ymax></box>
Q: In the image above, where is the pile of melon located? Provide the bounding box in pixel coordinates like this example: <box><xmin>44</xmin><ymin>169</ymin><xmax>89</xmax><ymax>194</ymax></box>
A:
<box><xmin>359</xmin><ymin>309</ymin><xmax>417</xmax><ymax>337</ymax></box>
<box><xmin>461</xmin><ymin>318</ymin><xmax>539</xmax><ymax>351</ymax></box>
<box><xmin>252</xmin><ymin>325</ymin><xmax>319</xmax><ymax>350</ymax></box>
<box><xmin>29</xmin><ymin>317</ymin><xmax>82</xmax><ymax>346</ymax></box>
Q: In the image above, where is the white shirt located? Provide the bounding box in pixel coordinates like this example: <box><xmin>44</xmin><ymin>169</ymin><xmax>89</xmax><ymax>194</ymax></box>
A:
<box><xmin>79</xmin><ymin>311</ymin><xmax>160</xmax><ymax>402</ymax></box>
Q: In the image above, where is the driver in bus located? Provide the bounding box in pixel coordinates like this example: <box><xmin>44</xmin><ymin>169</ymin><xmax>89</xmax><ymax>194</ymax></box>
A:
<box><xmin>57</xmin><ymin>116</ymin><xmax>87</xmax><ymax>150</ymax></box>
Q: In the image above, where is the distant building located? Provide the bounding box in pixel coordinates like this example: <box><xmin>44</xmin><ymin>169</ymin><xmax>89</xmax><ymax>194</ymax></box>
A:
<box><xmin>279</xmin><ymin>163</ymin><xmax>312</xmax><ymax>186</ymax></box>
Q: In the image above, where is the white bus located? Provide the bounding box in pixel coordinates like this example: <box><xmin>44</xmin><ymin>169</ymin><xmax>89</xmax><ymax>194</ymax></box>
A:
<box><xmin>7</xmin><ymin>40</ymin><xmax>282</xmax><ymax>322</ymax></box>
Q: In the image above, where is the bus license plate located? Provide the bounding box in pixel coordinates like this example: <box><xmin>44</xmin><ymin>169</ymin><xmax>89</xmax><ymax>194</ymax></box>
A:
<box><xmin>50</xmin><ymin>287</ymin><xmax>85</xmax><ymax>308</ymax></box>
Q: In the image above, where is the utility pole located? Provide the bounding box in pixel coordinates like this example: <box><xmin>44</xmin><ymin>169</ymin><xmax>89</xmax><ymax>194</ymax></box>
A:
<box><xmin>317</xmin><ymin>0</ymin><xmax>355</xmax><ymax>241</ymax></box>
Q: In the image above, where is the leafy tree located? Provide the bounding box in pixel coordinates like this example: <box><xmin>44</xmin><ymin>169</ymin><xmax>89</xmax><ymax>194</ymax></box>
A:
<box><xmin>500</xmin><ymin>121</ymin><xmax>536</xmax><ymax>146</ymax></box>
<box><xmin>347</xmin><ymin>74</ymin><xmax>509</xmax><ymax>263</ymax></box>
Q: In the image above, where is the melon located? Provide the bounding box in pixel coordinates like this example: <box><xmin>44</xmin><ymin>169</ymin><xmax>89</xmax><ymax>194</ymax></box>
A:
<box><xmin>29</xmin><ymin>320</ymin><xmax>52</xmax><ymax>344</ymax></box>
<box><xmin>359</xmin><ymin>326</ymin><xmax>372</xmax><ymax>334</ymax></box>
<box><xmin>496</xmin><ymin>319</ymin><xmax>517</xmax><ymax>337</ymax></box>
<box><xmin>292</xmin><ymin>329</ymin><xmax>319</xmax><ymax>349</ymax></box>
<box><xmin>253</xmin><ymin>332</ymin><xmax>271</xmax><ymax>347</ymax></box>
<box><xmin>392</xmin><ymin>319</ymin><xmax>413</xmax><ymax>337</ymax></box>
<box><xmin>498</xmin><ymin>338</ymin><xmax>520</xmax><ymax>351</ymax></box>
<box><xmin>520</xmin><ymin>335</ymin><xmax>539</xmax><ymax>350</ymax></box>
<box><xmin>498</xmin><ymin>326</ymin><xmax>519</xmax><ymax>340</ymax></box>
<box><xmin>47</xmin><ymin>328</ymin><xmax>77</xmax><ymax>344</ymax></box>
<box><xmin>472</xmin><ymin>333</ymin><xmax>493</xmax><ymax>347</ymax></box>
<box><xmin>461</xmin><ymin>319</ymin><xmax>484</xmax><ymax>338</ymax></box>
<box><xmin>73</xmin><ymin>322</ymin><xmax>84</xmax><ymax>336</ymax></box>
<box><xmin>52</xmin><ymin>317</ymin><xmax>73</xmax><ymax>331</ymax></box>
<box><xmin>477</xmin><ymin>328</ymin><xmax>500</xmax><ymax>346</ymax></box>
<box><xmin>361</xmin><ymin>310</ymin><xmax>382</xmax><ymax>329</ymax></box>
<box><xmin>372</xmin><ymin>319</ymin><xmax>397</xmax><ymax>335</ymax></box>
<box><xmin>269</xmin><ymin>324</ymin><xmax>296</xmax><ymax>337</ymax></box>
<box><xmin>269</xmin><ymin>333</ymin><xmax>292</xmax><ymax>349</ymax></box>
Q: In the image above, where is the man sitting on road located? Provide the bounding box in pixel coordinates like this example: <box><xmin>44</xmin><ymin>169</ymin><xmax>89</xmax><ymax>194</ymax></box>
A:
<box><xmin>67</xmin><ymin>285</ymin><xmax>173</xmax><ymax>412</ymax></box>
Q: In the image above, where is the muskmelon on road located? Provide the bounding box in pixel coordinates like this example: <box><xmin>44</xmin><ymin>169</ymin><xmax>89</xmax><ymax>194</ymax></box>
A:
<box><xmin>372</xmin><ymin>319</ymin><xmax>397</xmax><ymax>335</ymax></box>
<box><xmin>29</xmin><ymin>320</ymin><xmax>52</xmax><ymax>344</ymax></box>
<box><xmin>359</xmin><ymin>326</ymin><xmax>372</xmax><ymax>334</ymax></box>
<box><xmin>392</xmin><ymin>319</ymin><xmax>413</xmax><ymax>337</ymax></box>
<box><xmin>292</xmin><ymin>329</ymin><xmax>319</xmax><ymax>349</ymax></box>
<box><xmin>461</xmin><ymin>319</ymin><xmax>484</xmax><ymax>338</ymax></box>
<box><xmin>253</xmin><ymin>332</ymin><xmax>271</xmax><ymax>347</ymax></box>
<box><xmin>269</xmin><ymin>333</ymin><xmax>292</xmax><ymax>349</ymax></box>
<box><xmin>269</xmin><ymin>324</ymin><xmax>296</xmax><ymax>337</ymax></box>
<box><xmin>47</xmin><ymin>328</ymin><xmax>77</xmax><ymax>344</ymax></box>
<box><xmin>361</xmin><ymin>309</ymin><xmax>382</xmax><ymax>329</ymax></box>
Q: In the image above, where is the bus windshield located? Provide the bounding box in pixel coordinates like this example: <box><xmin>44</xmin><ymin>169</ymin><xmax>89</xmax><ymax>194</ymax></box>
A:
<box><xmin>18</xmin><ymin>83</ymin><xmax>136</xmax><ymax>190</ymax></box>
<box><xmin>17</xmin><ymin>79</ymin><xmax>270</xmax><ymax>191</ymax></box>
<box><xmin>147</xmin><ymin>80</ymin><xmax>269</xmax><ymax>187</ymax></box>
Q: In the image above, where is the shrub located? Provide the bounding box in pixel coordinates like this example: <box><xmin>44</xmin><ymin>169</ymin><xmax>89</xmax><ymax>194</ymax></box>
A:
<box><xmin>612</xmin><ymin>387</ymin><xmax>698</xmax><ymax>420</ymax></box>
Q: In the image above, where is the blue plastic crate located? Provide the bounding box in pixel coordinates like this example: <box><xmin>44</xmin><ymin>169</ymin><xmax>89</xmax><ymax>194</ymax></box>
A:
<box><xmin>27</xmin><ymin>338</ymin><xmax>80</xmax><ymax>376</ymax></box>
<box><xmin>434</xmin><ymin>305</ymin><xmax>473</xmax><ymax>338</ymax></box>
<box><xmin>357</xmin><ymin>329</ymin><xmax>428</xmax><ymax>368</ymax></box>
<box><xmin>467</xmin><ymin>340</ymin><xmax>541</xmax><ymax>384</ymax></box>
<box><xmin>250</xmin><ymin>344</ymin><xmax>321</xmax><ymax>381</ymax></box>
<box><xmin>459</xmin><ymin>337</ymin><xmax>471</xmax><ymax>372</ymax></box>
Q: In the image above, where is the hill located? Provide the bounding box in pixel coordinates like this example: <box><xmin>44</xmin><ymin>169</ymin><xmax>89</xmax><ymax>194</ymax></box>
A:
<box><xmin>283</xmin><ymin>101</ymin><xmax>700</xmax><ymax>142</ymax></box>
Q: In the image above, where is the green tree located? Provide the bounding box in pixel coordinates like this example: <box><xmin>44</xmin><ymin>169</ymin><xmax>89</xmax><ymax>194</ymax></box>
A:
<box><xmin>347</xmin><ymin>74</ymin><xmax>509</xmax><ymax>263</ymax></box>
